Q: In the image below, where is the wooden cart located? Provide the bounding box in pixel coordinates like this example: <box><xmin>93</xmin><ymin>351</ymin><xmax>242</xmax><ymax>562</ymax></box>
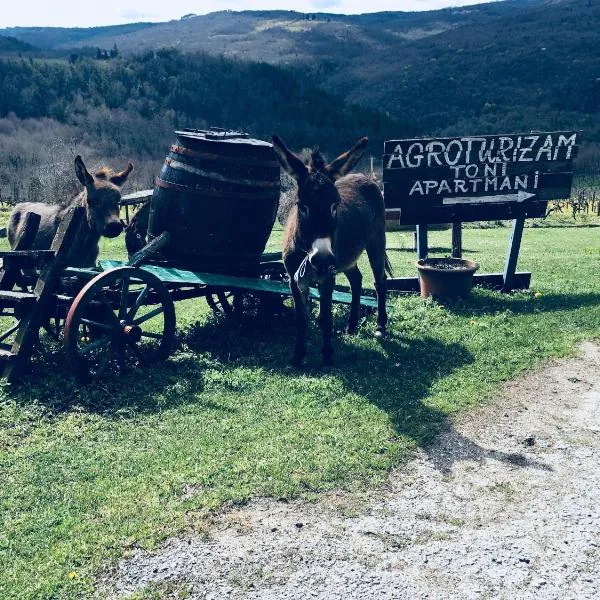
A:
<box><xmin>0</xmin><ymin>206</ymin><xmax>378</xmax><ymax>383</ymax></box>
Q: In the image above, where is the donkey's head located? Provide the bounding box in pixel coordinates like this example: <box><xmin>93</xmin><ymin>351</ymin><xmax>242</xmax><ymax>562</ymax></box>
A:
<box><xmin>272</xmin><ymin>135</ymin><xmax>368</xmax><ymax>276</ymax></box>
<box><xmin>74</xmin><ymin>155</ymin><xmax>133</xmax><ymax>238</ymax></box>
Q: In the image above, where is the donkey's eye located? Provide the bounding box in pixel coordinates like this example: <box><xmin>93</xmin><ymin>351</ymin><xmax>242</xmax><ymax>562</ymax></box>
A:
<box><xmin>330</xmin><ymin>204</ymin><xmax>338</xmax><ymax>218</ymax></box>
<box><xmin>298</xmin><ymin>204</ymin><xmax>309</xmax><ymax>218</ymax></box>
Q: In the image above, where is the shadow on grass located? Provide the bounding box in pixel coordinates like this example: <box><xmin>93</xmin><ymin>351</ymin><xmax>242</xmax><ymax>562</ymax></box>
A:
<box><xmin>11</xmin><ymin>342</ymin><xmax>233</xmax><ymax>416</ymax></box>
<box><xmin>7</xmin><ymin>303</ymin><xmax>553</xmax><ymax>474</ymax></box>
<box><xmin>444</xmin><ymin>289</ymin><xmax>600</xmax><ymax>317</ymax></box>
<box><xmin>179</xmin><ymin>309</ymin><xmax>552</xmax><ymax>474</ymax></box>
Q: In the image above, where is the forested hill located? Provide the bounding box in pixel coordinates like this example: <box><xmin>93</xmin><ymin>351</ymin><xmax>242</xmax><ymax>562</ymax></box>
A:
<box><xmin>2</xmin><ymin>0</ymin><xmax>598</xmax><ymax>144</ymax></box>
<box><xmin>1</xmin><ymin>2</ymin><xmax>547</xmax><ymax>57</ymax></box>
<box><xmin>0</xmin><ymin>50</ymin><xmax>405</xmax><ymax>158</ymax></box>
<box><xmin>0</xmin><ymin>22</ymin><xmax>158</xmax><ymax>51</ymax></box>
<box><xmin>0</xmin><ymin>35</ymin><xmax>37</xmax><ymax>53</ymax></box>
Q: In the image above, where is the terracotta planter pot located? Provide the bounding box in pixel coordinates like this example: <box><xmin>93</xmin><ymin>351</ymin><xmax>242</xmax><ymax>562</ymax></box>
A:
<box><xmin>416</xmin><ymin>257</ymin><xmax>480</xmax><ymax>299</ymax></box>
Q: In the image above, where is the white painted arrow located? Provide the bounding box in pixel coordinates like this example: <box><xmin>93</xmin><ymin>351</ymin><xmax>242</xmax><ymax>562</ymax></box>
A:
<box><xmin>443</xmin><ymin>191</ymin><xmax>537</xmax><ymax>205</ymax></box>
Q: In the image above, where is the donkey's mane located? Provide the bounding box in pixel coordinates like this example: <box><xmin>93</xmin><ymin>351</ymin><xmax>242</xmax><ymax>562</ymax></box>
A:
<box><xmin>309</xmin><ymin>148</ymin><xmax>326</xmax><ymax>172</ymax></box>
<box><xmin>94</xmin><ymin>166</ymin><xmax>113</xmax><ymax>180</ymax></box>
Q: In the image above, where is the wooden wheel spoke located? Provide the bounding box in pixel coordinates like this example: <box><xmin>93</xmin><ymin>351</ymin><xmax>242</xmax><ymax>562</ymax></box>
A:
<box><xmin>140</xmin><ymin>331</ymin><xmax>163</xmax><ymax>340</ymax></box>
<box><xmin>105</xmin><ymin>306</ymin><xmax>121</xmax><ymax>327</ymax></box>
<box><xmin>80</xmin><ymin>318</ymin><xmax>115</xmax><ymax>332</ymax></box>
<box><xmin>42</xmin><ymin>322</ymin><xmax>60</xmax><ymax>341</ymax></box>
<box><xmin>118</xmin><ymin>276</ymin><xmax>130</xmax><ymax>319</ymax></box>
<box><xmin>0</xmin><ymin>323</ymin><xmax>20</xmax><ymax>343</ymax></box>
<box><xmin>132</xmin><ymin>305</ymin><xmax>163</xmax><ymax>325</ymax></box>
<box><xmin>127</xmin><ymin>284</ymin><xmax>150</xmax><ymax>321</ymax></box>
<box><xmin>79</xmin><ymin>335</ymin><xmax>111</xmax><ymax>355</ymax></box>
<box><xmin>65</xmin><ymin>266</ymin><xmax>176</xmax><ymax>381</ymax></box>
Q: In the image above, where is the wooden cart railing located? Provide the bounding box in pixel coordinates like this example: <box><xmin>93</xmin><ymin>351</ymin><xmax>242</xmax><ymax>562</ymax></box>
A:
<box><xmin>0</xmin><ymin>207</ymin><xmax>85</xmax><ymax>382</ymax></box>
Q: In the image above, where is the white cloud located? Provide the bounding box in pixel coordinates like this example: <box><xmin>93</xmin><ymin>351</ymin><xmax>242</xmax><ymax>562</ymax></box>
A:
<box><xmin>1</xmin><ymin>0</ymin><xmax>498</xmax><ymax>28</ymax></box>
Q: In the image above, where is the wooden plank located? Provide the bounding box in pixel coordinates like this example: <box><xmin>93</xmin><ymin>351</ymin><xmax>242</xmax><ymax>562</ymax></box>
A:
<box><xmin>260</xmin><ymin>251</ymin><xmax>283</xmax><ymax>262</ymax></box>
<box><xmin>452</xmin><ymin>222</ymin><xmax>462</xmax><ymax>259</ymax></box>
<box><xmin>503</xmin><ymin>216</ymin><xmax>526</xmax><ymax>292</ymax></box>
<box><xmin>120</xmin><ymin>189</ymin><xmax>154</xmax><ymax>203</ymax></box>
<box><xmin>0</xmin><ymin>250</ymin><xmax>55</xmax><ymax>258</ymax></box>
<box><xmin>393</xmin><ymin>200</ymin><xmax>548</xmax><ymax>225</ymax></box>
<box><xmin>0</xmin><ymin>290</ymin><xmax>36</xmax><ymax>303</ymax></box>
<box><xmin>3</xmin><ymin>207</ymin><xmax>85</xmax><ymax>382</ymax></box>
<box><xmin>416</xmin><ymin>224</ymin><xmax>428</xmax><ymax>260</ymax></box>
<box><xmin>0</xmin><ymin>212</ymin><xmax>41</xmax><ymax>294</ymax></box>
<box><xmin>382</xmin><ymin>131</ymin><xmax>580</xmax><ymax>225</ymax></box>
<box><xmin>128</xmin><ymin>231</ymin><xmax>171</xmax><ymax>268</ymax></box>
<box><xmin>99</xmin><ymin>260</ymin><xmax>380</xmax><ymax>308</ymax></box>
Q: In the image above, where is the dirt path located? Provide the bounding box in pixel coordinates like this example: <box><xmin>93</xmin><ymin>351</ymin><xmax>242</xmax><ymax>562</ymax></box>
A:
<box><xmin>103</xmin><ymin>342</ymin><xmax>600</xmax><ymax>599</ymax></box>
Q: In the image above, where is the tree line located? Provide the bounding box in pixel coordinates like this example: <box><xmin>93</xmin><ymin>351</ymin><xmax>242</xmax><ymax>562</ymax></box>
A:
<box><xmin>0</xmin><ymin>49</ymin><xmax>407</xmax><ymax>158</ymax></box>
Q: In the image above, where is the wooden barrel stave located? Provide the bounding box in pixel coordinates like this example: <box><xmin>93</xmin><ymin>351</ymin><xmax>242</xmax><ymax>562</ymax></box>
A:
<box><xmin>148</xmin><ymin>130</ymin><xmax>280</xmax><ymax>273</ymax></box>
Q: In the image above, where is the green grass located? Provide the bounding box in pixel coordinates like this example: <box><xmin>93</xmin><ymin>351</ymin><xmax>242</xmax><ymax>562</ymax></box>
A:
<box><xmin>1</xmin><ymin>223</ymin><xmax>599</xmax><ymax>599</ymax></box>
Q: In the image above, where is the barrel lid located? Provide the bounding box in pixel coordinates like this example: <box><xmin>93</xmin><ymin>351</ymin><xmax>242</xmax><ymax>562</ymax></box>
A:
<box><xmin>175</xmin><ymin>127</ymin><xmax>273</xmax><ymax>147</ymax></box>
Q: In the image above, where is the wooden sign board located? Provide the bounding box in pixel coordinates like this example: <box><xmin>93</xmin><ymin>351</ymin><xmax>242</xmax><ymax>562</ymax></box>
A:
<box><xmin>383</xmin><ymin>131</ymin><xmax>580</xmax><ymax>224</ymax></box>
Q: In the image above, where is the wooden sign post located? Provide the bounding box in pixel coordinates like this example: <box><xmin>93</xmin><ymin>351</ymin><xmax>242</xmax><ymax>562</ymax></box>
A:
<box><xmin>382</xmin><ymin>131</ymin><xmax>580</xmax><ymax>291</ymax></box>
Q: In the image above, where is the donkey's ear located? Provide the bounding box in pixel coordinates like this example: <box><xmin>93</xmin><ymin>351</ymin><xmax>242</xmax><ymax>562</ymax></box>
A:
<box><xmin>272</xmin><ymin>135</ymin><xmax>307</xmax><ymax>181</ymax></box>
<box><xmin>110</xmin><ymin>162</ymin><xmax>134</xmax><ymax>187</ymax></box>
<box><xmin>325</xmin><ymin>137</ymin><xmax>368</xmax><ymax>180</ymax></box>
<box><xmin>74</xmin><ymin>155</ymin><xmax>94</xmax><ymax>187</ymax></box>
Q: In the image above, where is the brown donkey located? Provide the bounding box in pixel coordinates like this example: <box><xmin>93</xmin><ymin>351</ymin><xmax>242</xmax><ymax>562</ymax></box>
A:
<box><xmin>8</xmin><ymin>156</ymin><xmax>132</xmax><ymax>267</ymax></box>
<box><xmin>272</xmin><ymin>135</ymin><xmax>391</xmax><ymax>366</ymax></box>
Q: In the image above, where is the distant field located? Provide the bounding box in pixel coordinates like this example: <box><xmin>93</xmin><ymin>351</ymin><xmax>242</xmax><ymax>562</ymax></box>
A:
<box><xmin>0</xmin><ymin>222</ymin><xmax>599</xmax><ymax>599</ymax></box>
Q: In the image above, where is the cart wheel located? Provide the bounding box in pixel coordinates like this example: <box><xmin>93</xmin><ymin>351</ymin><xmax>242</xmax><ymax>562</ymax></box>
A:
<box><xmin>253</xmin><ymin>262</ymin><xmax>289</xmax><ymax>315</ymax></box>
<box><xmin>205</xmin><ymin>263</ymin><xmax>289</xmax><ymax>317</ymax></box>
<box><xmin>205</xmin><ymin>290</ymin><xmax>238</xmax><ymax>315</ymax></box>
<box><xmin>64</xmin><ymin>266</ymin><xmax>176</xmax><ymax>382</ymax></box>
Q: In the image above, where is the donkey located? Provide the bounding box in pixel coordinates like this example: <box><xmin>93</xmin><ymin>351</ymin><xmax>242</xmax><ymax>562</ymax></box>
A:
<box><xmin>8</xmin><ymin>156</ymin><xmax>132</xmax><ymax>267</ymax></box>
<box><xmin>272</xmin><ymin>135</ymin><xmax>392</xmax><ymax>366</ymax></box>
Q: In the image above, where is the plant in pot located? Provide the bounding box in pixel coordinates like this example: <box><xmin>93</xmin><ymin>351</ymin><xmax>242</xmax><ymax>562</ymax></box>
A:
<box><xmin>416</xmin><ymin>257</ymin><xmax>480</xmax><ymax>299</ymax></box>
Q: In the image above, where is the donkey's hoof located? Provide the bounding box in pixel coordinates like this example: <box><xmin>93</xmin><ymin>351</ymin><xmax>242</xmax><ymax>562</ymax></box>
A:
<box><xmin>374</xmin><ymin>329</ymin><xmax>387</xmax><ymax>340</ymax></box>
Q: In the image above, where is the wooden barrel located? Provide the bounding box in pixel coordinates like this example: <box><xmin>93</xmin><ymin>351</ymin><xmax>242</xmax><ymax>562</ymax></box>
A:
<box><xmin>148</xmin><ymin>129</ymin><xmax>280</xmax><ymax>273</ymax></box>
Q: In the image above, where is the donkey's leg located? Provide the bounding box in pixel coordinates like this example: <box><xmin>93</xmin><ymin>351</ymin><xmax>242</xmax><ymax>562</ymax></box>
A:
<box><xmin>318</xmin><ymin>273</ymin><xmax>335</xmax><ymax>365</ymax></box>
<box><xmin>289</xmin><ymin>278</ymin><xmax>309</xmax><ymax>365</ymax></box>
<box><xmin>345</xmin><ymin>265</ymin><xmax>363</xmax><ymax>334</ymax></box>
<box><xmin>285</xmin><ymin>253</ymin><xmax>310</xmax><ymax>366</ymax></box>
<box><xmin>366</xmin><ymin>235</ymin><xmax>388</xmax><ymax>338</ymax></box>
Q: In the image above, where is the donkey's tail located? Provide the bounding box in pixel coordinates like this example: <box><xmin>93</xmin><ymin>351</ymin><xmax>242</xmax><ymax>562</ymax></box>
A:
<box><xmin>384</xmin><ymin>252</ymin><xmax>394</xmax><ymax>277</ymax></box>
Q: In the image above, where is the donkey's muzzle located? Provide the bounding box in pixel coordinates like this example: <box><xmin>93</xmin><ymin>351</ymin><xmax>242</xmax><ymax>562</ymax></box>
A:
<box><xmin>308</xmin><ymin>237</ymin><xmax>336</xmax><ymax>277</ymax></box>
<box><xmin>309</xmin><ymin>251</ymin><xmax>336</xmax><ymax>276</ymax></box>
<box><xmin>104</xmin><ymin>221</ymin><xmax>124</xmax><ymax>238</ymax></box>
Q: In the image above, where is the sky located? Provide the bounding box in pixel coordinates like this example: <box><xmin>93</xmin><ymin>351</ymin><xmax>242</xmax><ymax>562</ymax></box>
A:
<box><xmin>1</xmin><ymin>0</ymin><xmax>497</xmax><ymax>28</ymax></box>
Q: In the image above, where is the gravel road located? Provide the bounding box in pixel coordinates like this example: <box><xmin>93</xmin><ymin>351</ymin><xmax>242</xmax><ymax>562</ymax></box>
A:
<box><xmin>101</xmin><ymin>341</ymin><xmax>600</xmax><ymax>599</ymax></box>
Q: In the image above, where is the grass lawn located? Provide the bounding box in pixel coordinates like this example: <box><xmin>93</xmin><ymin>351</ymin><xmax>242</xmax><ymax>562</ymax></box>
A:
<box><xmin>0</xmin><ymin>220</ymin><xmax>599</xmax><ymax>599</ymax></box>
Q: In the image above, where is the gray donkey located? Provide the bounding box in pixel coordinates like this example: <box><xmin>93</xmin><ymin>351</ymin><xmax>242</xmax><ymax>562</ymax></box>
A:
<box><xmin>8</xmin><ymin>156</ymin><xmax>132</xmax><ymax>267</ymax></box>
<box><xmin>272</xmin><ymin>135</ymin><xmax>391</xmax><ymax>366</ymax></box>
